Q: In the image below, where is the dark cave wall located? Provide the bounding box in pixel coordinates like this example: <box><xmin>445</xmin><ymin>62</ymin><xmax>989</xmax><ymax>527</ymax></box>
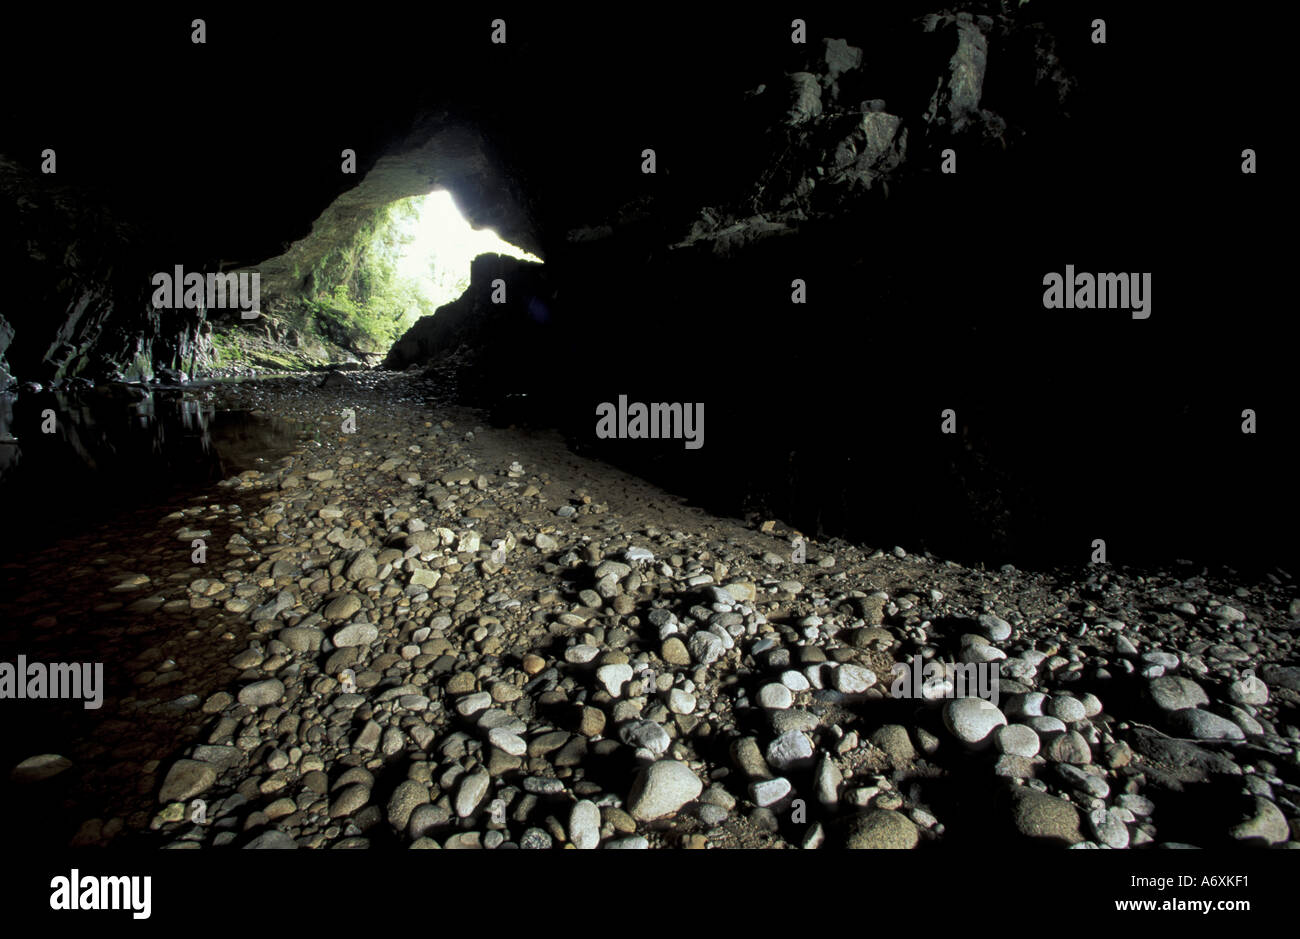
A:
<box><xmin>384</xmin><ymin>253</ymin><xmax>553</xmax><ymax>381</ymax></box>
<box><xmin>385</xmin><ymin>8</ymin><xmax>1293</xmax><ymax>573</ymax></box>
<box><xmin>0</xmin><ymin>157</ymin><xmax>212</xmax><ymax>383</ymax></box>
<box><xmin>445</xmin><ymin>220</ymin><xmax>1293</xmax><ymax>573</ymax></box>
<box><xmin>379</xmin><ymin>7</ymin><xmax>1079</xmax><ymax>554</ymax></box>
<box><xmin>0</xmin><ymin>4</ymin><xmax>1290</xmax><ymax>572</ymax></box>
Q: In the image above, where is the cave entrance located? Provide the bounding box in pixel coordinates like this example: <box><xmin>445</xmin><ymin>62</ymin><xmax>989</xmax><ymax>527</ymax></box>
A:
<box><xmin>306</xmin><ymin>187</ymin><xmax>543</xmax><ymax>366</ymax></box>
<box><xmin>389</xmin><ymin>189</ymin><xmax>542</xmax><ymax>320</ymax></box>
<box><xmin>218</xmin><ymin>186</ymin><xmax>542</xmax><ymax>374</ymax></box>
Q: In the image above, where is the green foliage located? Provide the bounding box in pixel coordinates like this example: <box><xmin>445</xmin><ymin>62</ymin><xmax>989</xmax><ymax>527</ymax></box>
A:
<box><xmin>208</xmin><ymin>330</ymin><xmax>244</xmax><ymax>365</ymax></box>
<box><xmin>251</xmin><ymin>193</ymin><xmax>485</xmax><ymax>368</ymax></box>
<box><xmin>289</xmin><ymin>197</ymin><xmax>447</xmax><ymax>353</ymax></box>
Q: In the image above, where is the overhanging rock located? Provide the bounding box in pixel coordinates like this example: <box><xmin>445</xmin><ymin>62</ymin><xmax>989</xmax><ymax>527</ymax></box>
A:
<box><xmin>249</xmin><ymin>114</ymin><xmax>541</xmax><ymax>300</ymax></box>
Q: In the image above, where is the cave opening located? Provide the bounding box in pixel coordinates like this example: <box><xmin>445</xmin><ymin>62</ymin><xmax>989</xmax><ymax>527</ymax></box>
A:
<box><xmin>208</xmin><ymin>186</ymin><xmax>543</xmax><ymax>375</ymax></box>
<box><xmin>384</xmin><ymin>188</ymin><xmax>543</xmax><ymax>327</ymax></box>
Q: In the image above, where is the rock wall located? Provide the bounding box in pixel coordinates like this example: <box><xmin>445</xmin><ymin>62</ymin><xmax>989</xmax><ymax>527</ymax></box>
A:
<box><xmin>0</xmin><ymin>158</ymin><xmax>213</xmax><ymax>385</ymax></box>
<box><xmin>384</xmin><ymin>254</ymin><xmax>552</xmax><ymax>387</ymax></box>
<box><xmin>370</xmin><ymin>10</ymin><xmax>1291</xmax><ymax>573</ymax></box>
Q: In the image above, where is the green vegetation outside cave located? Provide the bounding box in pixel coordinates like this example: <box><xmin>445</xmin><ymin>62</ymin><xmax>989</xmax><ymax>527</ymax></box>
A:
<box><xmin>209</xmin><ymin>197</ymin><xmax>463</xmax><ymax>371</ymax></box>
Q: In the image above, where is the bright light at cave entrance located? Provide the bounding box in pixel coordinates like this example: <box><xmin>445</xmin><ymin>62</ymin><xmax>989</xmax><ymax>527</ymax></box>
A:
<box><xmin>393</xmin><ymin>190</ymin><xmax>542</xmax><ymax>312</ymax></box>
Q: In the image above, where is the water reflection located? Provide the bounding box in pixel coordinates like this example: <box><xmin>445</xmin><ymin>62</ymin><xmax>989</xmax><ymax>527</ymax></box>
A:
<box><xmin>0</xmin><ymin>386</ymin><xmax>298</xmax><ymax>555</ymax></box>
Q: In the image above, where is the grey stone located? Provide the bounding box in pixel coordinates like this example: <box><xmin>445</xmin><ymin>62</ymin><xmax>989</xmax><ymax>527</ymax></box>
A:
<box><xmin>158</xmin><ymin>760</ymin><xmax>217</xmax><ymax>803</ymax></box>
<box><xmin>995</xmin><ymin>724</ymin><xmax>1040</xmax><ymax>758</ymax></box>
<box><xmin>519</xmin><ymin>827</ymin><xmax>553</xmax><ymax>849</ymax></box>
<box><xmin>870</xmin><ymin>725</ymin><xmax>917</xmax><ymax>764</ymax></box>
<box><xmin>698</xmin><ymin>803</ymin><xmax>729</xmax><ymax>826</ymax></box>
<box><xmin>786</xmin><ymin>72</ymin><xmax>823</xmax><ymax>125</ymax></box>
<box><xmin>628</xmin><ymin>760</ymin><xmax>703</xmax><ymax>821</ymax></box>
<box><xmin>278</xmin><ymin>626</ymin><xmax>324</xmax><ymax>652</ymax></box>
<box><xmin>1088</xmin><ymin>806</ymin><xmax>1130</xmax><ymax>848</ymax></box>
<box><xmin>618</xmin><ymin>720</ymin><xmax>671</xmax><ymax>757</ymax></box>
<box><xmin>942</xmin><ymin>697</ymin><xmax>1007</xmax><ymax>749</ymax></box>
<box><xmin>190</xmin><ymin>745</ymin><xmax>242</xmax><ymax>770</ymax></box>
<box><xmin>766</xmin><ymin>730</ymin><xmax>815</xmax><ymax>771</ymax></box>
<box><xmin>1010</xmin><ymin>789</ymin><xmax>1083</xmax><ymax>845</ymax></box>
<box><xmin>730</xmin><ymin>737</ymin><xmax>772</xmax><ymax>779</ymax></box>
<box><xmin>1044</xmin><ymin>730</ymin><xmax>1092</xmax><ymax>764</ymax></box>
<box><xmin>408</xmin><ymin>803</ymin><xmax>452</xmax><ymax>840</ymax></box>
<box><xmin>750</xmin><ymin>777</ymin><xmax>792</xmax><ymax>807</ymax></box>
<box><xmin>387</xmin><ymin>780</ymin><xmax>429</xmax><ymax>830</ymax></box>
<box><xmin>758</xmin><ymin>682</ymin><xmax>794</xmax><ymax>710</ymax></box>
<box><xmin>1142</xmin><ymin>651</ymin><xmax>1180</xmax><ymax>670</ymax></box>
<box><xmin>346</xmin><ymin>552</ymin><xmax>378</xmax><ymax>581</ymax></box>
<box><xmin>1025</xmin><ymin>716</ymin><xmax>1068</xmax><ymax>736</ymax></box>
<box><xmin>596</xmin><ymin>663</ymin><xmax>634</xmax><ymax>697</ymax></box>
<box><xmin>1228</xmin><ymin>675</ymin><xmax>1269</xmax><ymax>706</ymax></box>
<box><xmin>568</xmin><ymin>799</ymin><xmax>601</xmax><ymax>849</ymax></box>
<box><xmin>237</xmin><ymin>679</ymin><xmax>285</xmax><ymax>707</ymax></box>
<box><xmin>487</xmin><ymin>728</ymin><xmax>526</xmax><ymax>757</ymax></box>
<box><xmin>1047</xmin><ymin>695</ymin><xmax>1087</xmax><ymax>723</ymax></box>
<box><xmin>814</xmin><ymin>753</ymin><xmax>842</xmax><ymax>806</ymax></box>
<box><xmin>9</xmin><ymin>754</ymin><xmax>72</xmax><ymax>784</ymax></box>
<box><xmin>688</xmin><ymin>631</ymin><xmax>725</xmax><ymax>666</ymax></box>
<box><xmin>605</xmin><ymin>835</ymin><xmax>650</xmax><ymax>849</ymax></box>
<box><xmin>845</xmin><ymin>810</ymin><xmax>918</xmax><ymax>849</ymax></box>
<box><xmin>1166</xmin><ymin>709</ymin><xmax>1245</xmax><ymax>741</ymax></box>
<box><xmin>833</xmin><ymin>664</ymin><xmax>876</xmax><ymax>694</ymax></box>
<box><xmin>1057</xmin><ymin>764</ymin><xmax>1110</xmax><ymax>799</ymax></box>
<box><xmin>1229</xmin><ymin>796</ymin><xmax>1289</xmax><ymax>845</ymax></box>
<box><xmin>332</xmin><ymin>622</ymin><xmax>378</xmax><ymax>648</ymax></box>
<box><xmin>770</xmin><ymin>708</ymin><xmax>819</xmax><ymax>735</ymax></box>
<box><xmin>323</xmin><ymin>594</ymin><xmax>362</xmax><ymax>621</ymax></box>
<box><xmin>1147</xmin><ymin>676</ymin><xmax>1209</xmax><ymax>712</ymax></box>
<box><xmin>329</xmin><ymin>783</ymin><xmax>371</xmax><ymax>818</ymax></box>
<box><xmin>455</xmin><ymin>769</ymin><xmax>490</xmax><ymax>817</ymax></box>
<box><xmin>456</xmin><ymin>692</ymin><xmax>492</xmax><ymax>716</ymax></box>
<box><xmin>978</xmin><ymin>614</ymin><xmax>1012</xmax><ymax>641</ymax></box>
<box><xmin>1005</xmin><ymin>692</ymin><xmax>1048</xmax><ymax>719</ymax></box>
<box><xmin>1261</xmin><ymin>665</ymin><xmax>1300</xmax><ymax>692</ymax></box>
<box><xmin>993</xmin><ymin>755</ymin><xmax>1038</xmax><ymax>779</ymax></box>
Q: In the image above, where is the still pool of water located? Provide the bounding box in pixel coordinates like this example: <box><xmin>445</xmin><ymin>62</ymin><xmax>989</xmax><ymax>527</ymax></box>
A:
<box><xmin>0</xmin><ymin>385</ymin><xmax>302</xmax><ymax>558</ymax></box>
